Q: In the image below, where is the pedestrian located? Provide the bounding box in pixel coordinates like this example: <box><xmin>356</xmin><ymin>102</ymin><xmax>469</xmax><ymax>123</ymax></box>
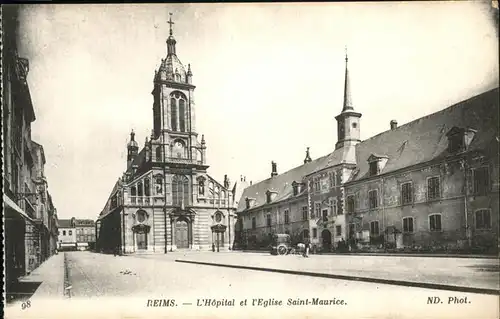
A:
<box><xmin>303</xmin><ymin>240</ymin><xmax>310</xmax><ymax>258</ymax></box>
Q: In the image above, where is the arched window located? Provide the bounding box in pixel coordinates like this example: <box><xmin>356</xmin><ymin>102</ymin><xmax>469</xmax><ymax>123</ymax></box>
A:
<box><xmin>172</xmin><ymin>175</ymin><xmax>190</xmax><ymax>206</ymax></box>
<box><xmin>198</xmin><ymin>178</ymin><xmax>205</xmax><ymax>195</ymax></box>
<box><xmin>170</xmin><ymin>98</ymin><xmax>177</xmax><ymax>131</ymax></box>
<box><xmin>170</xmin><ymin>92</ymin><xmax>187</xmax><ymax>132</ymax></box>
<box><xmin>144</xmin><ymin>178</ymin><xmax>150</xmax><ymax>197</ymax></box>
<box><xmin>131</xmin><ymin>186</ymin><xmax>137</xmax><ymax>196</ymax></box>
<box><xmin>179</xmin><ymin>99</ymin><xmax>185</xmax><ymax>132</ymax></box>
<box><xmin>208</xmin><ymin>182</ymin><xmax>214</xmax><ymax>196</ymax></box>
<box><xmin>155</xmin><ymin>174</ymin><xmax>163</xmax><ymax>195</ymax></box>
<box><xmin>156</xmin><ymin>146</ymin><xmax>162</xmax><ymax>161</ymax></box>
<box><xmin>137</xmin><ymin>182</ymin><xmax>143</xmax><ymax>197</ymax></box>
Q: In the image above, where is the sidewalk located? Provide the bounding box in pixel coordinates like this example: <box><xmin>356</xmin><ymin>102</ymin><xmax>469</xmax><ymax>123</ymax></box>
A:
<box><xmin>17</xmin><ymin>252</ymin><xmax>66</xmax><ymax>300</ymax></box>
<box><xmin>174</xmin><ymin>251</ymin><xmax>500</xmax><ymax>295</ymax></box>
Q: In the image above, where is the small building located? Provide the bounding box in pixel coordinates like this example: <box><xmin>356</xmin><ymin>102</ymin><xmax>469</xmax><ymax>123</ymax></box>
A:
<box><xmin>58</xmin><ymin>218</ymin><xmax>77</xmax><ymax>251</ymax></box>
<box><xmin>75</xmin><ymin>219</ymin><xmax>96</xmax><ymax>251</ymax></box>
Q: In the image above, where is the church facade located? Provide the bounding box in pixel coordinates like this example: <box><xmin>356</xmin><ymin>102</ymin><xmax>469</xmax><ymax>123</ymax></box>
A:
<box><xmin>236</xmin><ymin>53</ymin><xmax>499</xmax><ymax>254</ymax></box>
<box><xmin>96</xmin><ymin>17</ymin><xmax>243</xmax><ymax>254</ymax></box>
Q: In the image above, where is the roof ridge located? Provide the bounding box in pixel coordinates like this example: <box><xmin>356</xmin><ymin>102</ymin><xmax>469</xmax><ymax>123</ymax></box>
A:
<box><xmin>360</xmin><ymin>87</ymin><xmax>499</xmax><ymax>145</ymax></box>
<box><xmin>246</xmin><ymin>151</ymin><xmax>333</xmax><ymax>189</ymax></box>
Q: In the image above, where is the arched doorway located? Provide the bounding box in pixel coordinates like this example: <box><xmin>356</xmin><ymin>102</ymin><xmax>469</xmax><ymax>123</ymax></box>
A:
<box><xmin>175</xmin><ymin>217</ymin><xmax>189</xmax><ymax>249</ymax></box>
<box><xmin>322</xmin><ymin>229</ymin><xmax>332</xmax><ymax>252</ymax></box>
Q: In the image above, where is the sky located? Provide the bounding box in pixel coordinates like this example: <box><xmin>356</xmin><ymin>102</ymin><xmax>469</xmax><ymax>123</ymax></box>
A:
<box><xmin>16</xmin><ymin>2</ymin><xmax>499</xmax><ymax>220</ymax></box>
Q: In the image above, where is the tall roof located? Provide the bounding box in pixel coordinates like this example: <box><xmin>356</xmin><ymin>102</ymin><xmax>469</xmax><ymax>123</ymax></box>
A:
<box><xmin>58</xmin><ymin>219</ymin><xmax>74</xmax><ymax>228</ymax></box>
<box><xmin>237</xmin><ymin>149</ymin><xmax>347</xmax><ymax>212</ymax></box>
<box><xmin>348</xmin><ymin>87</ymin><xmax>499</xmax><ymax>183</ymax></box>
<box><xmin>237</xmin><ymin>87</ymin><xmax>499</xmax><ymax>212</ymax></box>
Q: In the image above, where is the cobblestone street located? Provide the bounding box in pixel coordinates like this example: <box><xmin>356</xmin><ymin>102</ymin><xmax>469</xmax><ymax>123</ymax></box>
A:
<box><xmin>5</xmin><ymin>251</ymin><xmax>499</xmax><ymax>319</ymax></box>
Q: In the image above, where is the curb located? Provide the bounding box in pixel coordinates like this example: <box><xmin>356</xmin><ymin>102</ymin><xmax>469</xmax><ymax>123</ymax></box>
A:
<box><xmin>234</xmin><ymin>250</ymin><xmax>499</xmax><ymax>259</ymax></box>
<box><xmin>175</xmin><ymin>259</ymin><xmax>500</xmax><ymax>296</ymax></box>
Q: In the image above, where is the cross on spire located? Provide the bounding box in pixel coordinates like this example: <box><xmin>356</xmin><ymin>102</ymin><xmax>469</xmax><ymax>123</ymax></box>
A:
<box><xmin>168</xmin><ymin>12</ymin><xmax>175</xmax><ymax>35</ymax></box>
<box><xmin>345</xmin><ymin>45</ymin><xmax>348</xmax><ymax>63</ymax></box>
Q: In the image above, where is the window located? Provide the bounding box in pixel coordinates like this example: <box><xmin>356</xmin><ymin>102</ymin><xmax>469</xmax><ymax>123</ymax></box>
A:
<box><xmin>179</xmin><ymin>99</ymin><xmax>186</xmax><ymax>132</ymax></box>
<box><xmin>347</xmin><ymin>195</ymin><xmax>355</xmax><ymax>213</ymax></box>
<box><xmin>475</xmin><ymin>210</ymin><xmax>491</xmax><ymax>229</ymax></box>
<box><xmin>401</xmin><ymin>182</ymin><xmax>413</xmax><ymax>205</ymax></box>
<box><xmin>137</xmin><ymin>210</ymin><xmax>147</xmax><ymax>223</ymax></box>
<box><xmin>322</xmin><ymin>209</ymin><xmax>328</xmax><ymax>222</ymax></box>
<box><xmin>63</xmin><ymin>230</ymin><xmax>66</xmax><ymax>236</ymax></box>
<box><xmin>331</xmin><ymin>199</ymin><xmax>337</xmax><ymax>215</ymax></box>
<box><xmin>448</xmin><ymin>136</ymin><xmax>463</xmax><ymax>153</ymax></box>
<box><xmin>172</xmin><ymin>175</ymin><xmax>189</xmax><ymax>206</ymax></box>
<box><xmin>473</xmin><ymin>167</ymin><xmax>490</xmax><ymax>195</ymax></box>
<box><xmin>266</xmin><ymin>214</ymin><xmax>272</xmax><ymax>227</ymax></box>
<box><xmin>312</xmin><ymin>228</ymin><xmax>317</xmax><ymax>239</ymax></box>
<box><xmin>156</xmin><ymin>146</ymin><xmax>162</xmax><ymax>161</ymax></box>
<box><xmin>155</xmin><ymin>175</ymin><xmax>163</xmax><ymax>195</ymax></box>
<box><xmin>137</xmin><ymin>182</ymin><xmax>143</xmax><ymax>197</ymax></box>
<box><xmin>69</xmin><ymin>230</ymin><xmax>72</xmax><ymax>236</ymax></box>
<box><xmin>368</xmin><ymin>190</ymin><xmax>378</xmax><ymax>209</ymax></box>
<box><xmin>314</xmin><ymin>203</ymin><xmax>321</xmax><ymax>219</ymax></box>
<box><xmin>403</xmin><ymin>217</ymin><xmax>414</xmax><ymax>233</ymax></box>
<box><xmin>336</xmin><ymin>225</ymin><xmax>342</xmax><ymax>236</ymax></box>
<box><xmin>302</xmin><ymin>206</ymin><xmax>308</xmax><ymax>220</ymax></box>
<box><xmin>427</xmin><ymin>176</ymin><xmax>440</xmax><ymax>200</ymax></box>
<box><xmin>284</xmin><ymin>210</ymin><xmax>290</xmax><ymax>224</ymax></box>
<box><xmin>370</xmin><ymin>221</ymin><xmax>379</xmax><ymax>236</ymax></box>
<box><xmin>429</xmin><ymin>214</ymin><xmax>442</xmax><ymax>231</ymax></box>
<box><xmin>170</xmin><ymin>98</ymin><xmax>177</xmax><ymax>131</ymax></box>
<box><xmin>252</xmin><ymin>217</ymin><xmax>256</xmax><ymax>229</ymax></box>
<box><xmin>144</xmin><ymin>178</ymin><xmax>151</xmax><ymax>197</ymax></box>
<box><xmin>314</xmin><ymin>178</ymin><xmax>320</xmax><ymax>192</ymax></box>
<box><xmin>369</xmin><ymin>162</ymin><xmax>379</xmax><ymax>176</ymax></box>
<box><xmin>302</xmin><ymin>229</ymin><xmax>310</xmax><ymax>240</ymax></box>
<box><xmin>329</xmin><ymin>172</ymin><xmax>336</xmax><ymax>188</ymax></box>
<box><xmin>293</xmin><ymin>184</ymin><xmax>298</xmax><ymax>196</ymax></box>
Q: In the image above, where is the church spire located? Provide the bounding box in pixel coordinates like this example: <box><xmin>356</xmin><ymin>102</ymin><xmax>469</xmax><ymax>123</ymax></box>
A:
<box><xmin>342</xmin><ymin>46</ymin><xmax>353</xmax><ymax>112</ymax></box>
<box><xmin>166</xmin><ymin>12</ymin><xmax>177</xmax><ymax>56</ymax></box>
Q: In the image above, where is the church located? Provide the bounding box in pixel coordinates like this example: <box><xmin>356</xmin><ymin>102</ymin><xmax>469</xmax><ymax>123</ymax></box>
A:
<box><xmin>96</xmin><ymin>16</ymin><xmax>245</xmax><ymax>254</ymax></box>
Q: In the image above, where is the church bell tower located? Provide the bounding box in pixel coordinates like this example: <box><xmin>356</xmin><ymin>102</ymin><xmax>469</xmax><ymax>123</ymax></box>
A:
<box><xmin>151</xmin><ymin>13</ymin><xmax>205</xmax><ymax>166</ymax></box>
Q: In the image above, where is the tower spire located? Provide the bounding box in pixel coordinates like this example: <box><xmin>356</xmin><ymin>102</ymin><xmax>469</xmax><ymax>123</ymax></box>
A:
<box><xmin>166</xmin><ymin>12</ymin><xmax>177</xmax><ymax>55</ymax></box>
<box><xmin>168</xmin><ymin>12</ymin><xmax>174</xmax><ymax>36</ymax></box>
<box><xmin>342</xmin><ymin>46</ymin><xmax>353</xmax><ymax>112</ymax></box>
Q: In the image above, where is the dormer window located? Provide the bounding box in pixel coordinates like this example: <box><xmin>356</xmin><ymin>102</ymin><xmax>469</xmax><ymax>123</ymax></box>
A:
<box><xmin>446</xmin><ymin>127</ymin><xmax>476</xmax><ymax>153</ymax></box>
<box><xmin>245</xmin><ymin>197</ymin><xmax>256</xmax><ymax>209</ymax></box>
<box><xmin>369</xmin><ymin>162</ymin><xmax>379</xmax><ymax>176</ymax></box>
<box><xmin>266</xmin><ymin>190</ymin><xmax>278</xmax><ymax>203</ymax></box>
<box><xmin>367</xmin><ymin>154</ymin><xmax>388</xmax><ymax>176</ymax></box>
<box><xmin>292</xmin><ymin>181</ymin><xmax>302</xmax><ymax>196</ymax></box>
<box><xmin>448</xmin><ymin>134</ymin><xmax>464</xmax><ymax>153</ymax></box>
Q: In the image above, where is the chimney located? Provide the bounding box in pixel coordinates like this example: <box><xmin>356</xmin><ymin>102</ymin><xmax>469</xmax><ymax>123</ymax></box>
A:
<box><xmin>271</xmin><ymin>161</ymin><xmax>278</xmax><ymax>177</ymax></box>
<box><xmin>250</xmin><ymin>181</ymin><xmax>253</xmax><ymax>185</ymax></box>
<box><xmin>390</xmin><ymin>120</ymin><xmax>398</xmax><ymax>130</ymax></box>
